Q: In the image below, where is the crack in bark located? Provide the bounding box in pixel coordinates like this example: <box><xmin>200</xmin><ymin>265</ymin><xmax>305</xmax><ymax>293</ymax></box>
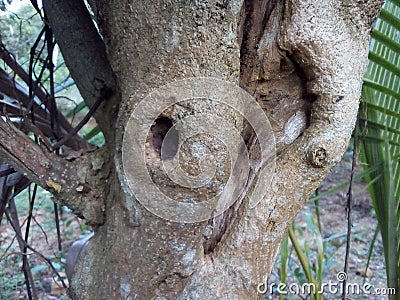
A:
<box><xmin>239</xmin><ymin>0</ymin><xmax>279</xmax><ymax>89</ymax></box>
<box><xmin>203</xmin><ymin>135</ymin><xmax>262</xmax><ymax>254</ymax></box>
<box><xmin>203</xmin><ymin>0</ymin><xmax>281</xmax><ymax>256</ymax></box>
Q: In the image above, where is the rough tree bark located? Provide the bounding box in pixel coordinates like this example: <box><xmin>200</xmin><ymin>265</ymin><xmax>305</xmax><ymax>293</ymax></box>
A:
<box><xmin>0</xmin><ymin>0</ymin><xmax>383</xmax><ymax>299</ymax></box>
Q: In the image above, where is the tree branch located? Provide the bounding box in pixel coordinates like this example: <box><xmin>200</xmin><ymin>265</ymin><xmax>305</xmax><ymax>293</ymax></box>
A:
<box><xmin>0</xmin><ymin>41</ymin><xmax>91</xmax><ymax>151</ymax></box>
<box><xmin>42</xmin><ymin>0</ymin><xmax>117</xmax><ymax>139</ymax></box>
<box><xmin>0</xmin><ymin>117</ymin><xmax>107</xmax><ymax>225</ymax></box>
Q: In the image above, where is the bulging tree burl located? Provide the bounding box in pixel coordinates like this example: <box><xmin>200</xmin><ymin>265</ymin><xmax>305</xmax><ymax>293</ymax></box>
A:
<box><xmin>0</xmin><ymin>0</ymin><xmax>383</xmax><ymax>299</ymax></box>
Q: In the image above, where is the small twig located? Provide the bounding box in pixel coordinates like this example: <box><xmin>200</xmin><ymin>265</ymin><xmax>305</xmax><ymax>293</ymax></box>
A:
<box><xmin>0</xmin><ymin>251</ymin><xmax>35</xmax><ymax>260</ymax></box>
<box><xmin>0</xmin><ymin>35</ymin><xmax>77</xmax><ymax>135</ymax></box>
<box><xmin>341</xmin><ymin>117</ymin><xmax>359</xmax><ymax>299</ymax></box>
<box><xmin>52</xmin><ymin>93</ymin><xmax>107</xmax><ymax>151</ymax></box>
<box><xmin>0</xmin><ymin>167</ymin><xmax>16</xmax><ymax>178</ymax></box>
<box><xmin>4</xmin><ymin>207</ymin><xmax>68</xmax><ymax>289</ymax></box>
<box><xmin>32</xmin><ymin>214</ymin><xmax>50</xmax><ymax>245</ymax></box>
<box><xmin>29</xmin><ymin>0</ymin><xmax>43</xmax><ymax>20</ymax></box>
<box><xmin>0</xmin><ymin>232</ymin><xmax>18</xmax><ymax>262</ymax></box>
<box><xmin>24</xmin><ymin>184</ymin><xmax>37</xmax><ymax>251</ymax></box>
<box><xmin>54</xmin><ymin>203</ymin><xmax>62</xmax><ymax>251</ymax></box>
<box><xmin>8</xmin><ymin>198</ymin><xmax>37</xmax><ymax>300</ymax></box>
<box><xmin>44</xmin><ymin>20</ymin><xmax>61</xmax><ymax>141</ymax></box>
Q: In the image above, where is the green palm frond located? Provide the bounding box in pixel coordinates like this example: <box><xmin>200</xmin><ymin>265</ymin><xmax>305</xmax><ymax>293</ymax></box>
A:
<box><xmin>360</xmin><ymin>1</ymin><xmax>400</xmax><ymax>297</ymax></box>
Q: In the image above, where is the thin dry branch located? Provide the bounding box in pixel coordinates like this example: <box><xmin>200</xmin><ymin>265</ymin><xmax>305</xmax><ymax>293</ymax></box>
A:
<box><xmin>0</xmin><ymin>40</ymin><xmax>70</xmax><ymax>132</ymax></box>
<box><xmin>0</xmin><ymin>41</ymin><xmax>92</xmax><ymax>151</ymax></box>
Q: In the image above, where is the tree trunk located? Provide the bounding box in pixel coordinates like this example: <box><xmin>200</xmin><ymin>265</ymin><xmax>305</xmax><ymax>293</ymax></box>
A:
<box><xmin>2</xmin><ymin>0</ymin><xmax>383</xmax><ymax>299</ymax></box>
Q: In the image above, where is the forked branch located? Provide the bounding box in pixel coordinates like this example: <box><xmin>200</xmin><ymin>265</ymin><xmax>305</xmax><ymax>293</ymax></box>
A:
<box><xmin>0</xmin><ymin>117</ymin><xmax>107</xmax><ymax>225</ymax></box>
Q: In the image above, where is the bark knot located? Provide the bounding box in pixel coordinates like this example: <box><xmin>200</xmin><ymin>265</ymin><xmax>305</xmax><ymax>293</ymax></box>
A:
<box><xmin>306</xmin><ymin>144</ymin><xmax>328</xmax><ymax>168</ymax></box>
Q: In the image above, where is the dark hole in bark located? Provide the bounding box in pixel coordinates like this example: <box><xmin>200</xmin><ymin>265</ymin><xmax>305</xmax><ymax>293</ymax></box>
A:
<box><xmin>151</xmin><ymin>117</ymin><xmax>179</xmax><ymax>160</ymax></box>
<box><xmin>280</xmin><ymin>57</ymin><xmax>292</xmax><ymax>72</ymax></box>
